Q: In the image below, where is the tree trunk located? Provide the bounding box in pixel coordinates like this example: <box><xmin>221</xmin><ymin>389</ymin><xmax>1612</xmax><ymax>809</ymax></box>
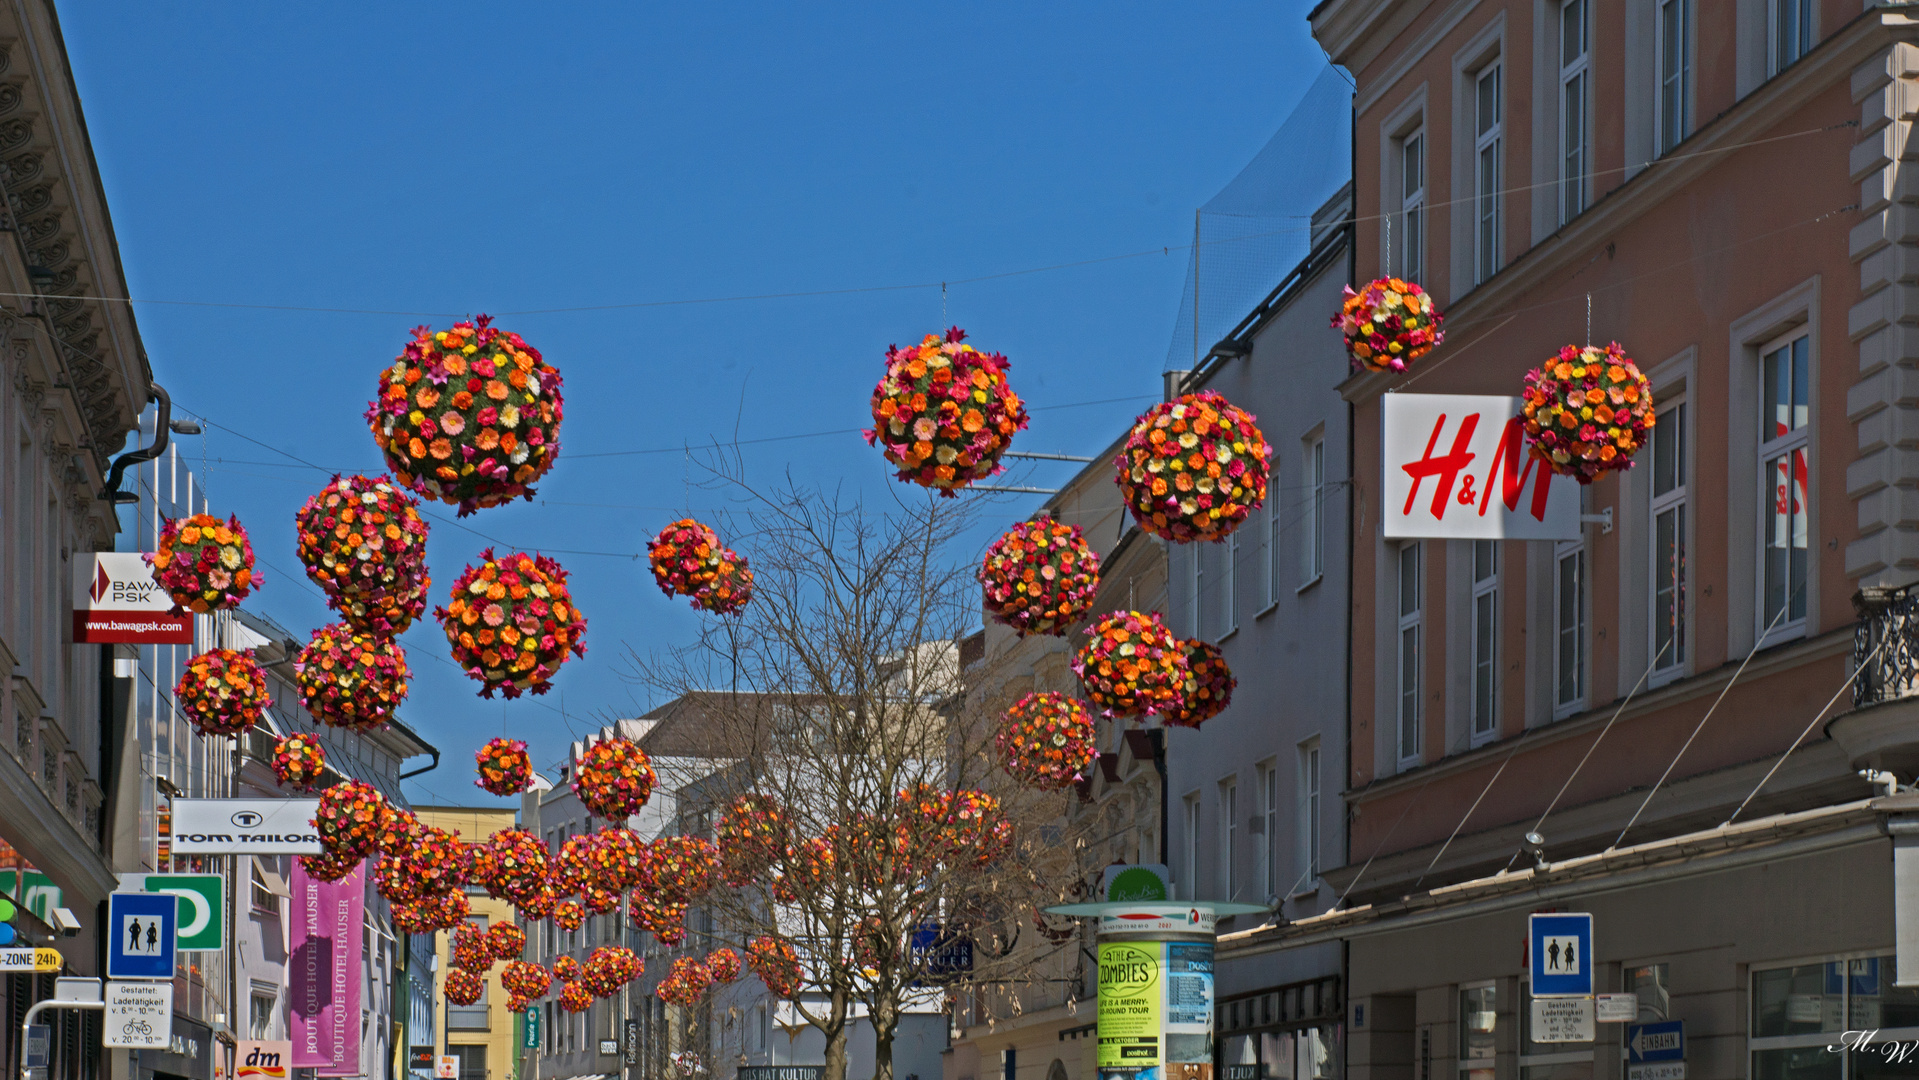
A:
<box><xmin>823</xmin><ymin>1026</ymin><xmax>849</xmax><ymax>1080</ymax></box>
<box><xmin>871</xmin><ymin>999</ymin><xmax>900</xmax><ymax>1080</ymax></box>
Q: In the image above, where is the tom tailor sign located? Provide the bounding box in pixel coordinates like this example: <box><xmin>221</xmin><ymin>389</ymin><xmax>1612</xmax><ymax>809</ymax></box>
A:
<box><xmin>1381</xmin><ymin>394</ymin><xmax>1581</xmax><ymax>540</ymax></box>
<box><xmin>71</xmin><ymin>552</ymin><xmax>192</xmax><ymax>644</ymax></box>
<box><xmin>169</xmin><ymin>799</ymin><xmax>322</xmax><ymax>855</ymax></box>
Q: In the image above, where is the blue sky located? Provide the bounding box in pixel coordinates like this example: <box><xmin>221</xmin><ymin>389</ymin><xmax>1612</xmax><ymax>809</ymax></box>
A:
<box><xmin>62</xmin><ymin>2</ymin><xmax>1331</xmax><ymax>806</ymax></box>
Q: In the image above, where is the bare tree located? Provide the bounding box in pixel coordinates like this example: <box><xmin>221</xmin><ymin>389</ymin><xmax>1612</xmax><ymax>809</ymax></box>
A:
<box><xmin>626</xmin><ymin>471</ymin><xmax>1105</xmax><ymax>1080</ymax></box>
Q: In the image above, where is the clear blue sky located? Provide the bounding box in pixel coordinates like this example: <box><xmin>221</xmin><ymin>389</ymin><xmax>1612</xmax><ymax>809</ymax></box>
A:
<box><xmin>62</xmin><ymin>2</ymin><xmax>1331</xmax><ymax>807</ymax></box>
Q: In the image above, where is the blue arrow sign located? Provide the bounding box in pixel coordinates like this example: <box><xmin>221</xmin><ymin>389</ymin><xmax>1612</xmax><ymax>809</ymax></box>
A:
<box><xmin>1529</xmin><ymin>913</ymin><xmax>1593</xmax><ymax>997</ymax></box>
<box><xmin>107</xmin><ymin>891</ymin><xmax>176</xmax><ymax>979</ymax></box>
<box><xmin>1627</xmin><ymin>1021</ymin><xmax>1684</xmax><ymax>1062</ymax></box>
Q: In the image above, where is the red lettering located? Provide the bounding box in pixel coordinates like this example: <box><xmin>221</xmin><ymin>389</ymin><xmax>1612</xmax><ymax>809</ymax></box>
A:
<box><xmin>1479</xmin><ymin>416</ymin><xmax>1554</xmax><ymax>522</ymax></box>
<box><xmin>1402</xmin><ymin>412</ymin><xmax>1479</xmax><ymax>519</ymax></box>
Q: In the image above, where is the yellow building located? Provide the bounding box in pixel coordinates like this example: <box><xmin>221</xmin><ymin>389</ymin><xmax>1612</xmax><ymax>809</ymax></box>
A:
<box><xmin>417</xmin><ymin>805</ymin><xmax>523</xmax><ymax>1080</ymax></box>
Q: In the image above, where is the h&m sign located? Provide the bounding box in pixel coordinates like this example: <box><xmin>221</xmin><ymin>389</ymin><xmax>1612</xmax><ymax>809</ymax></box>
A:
<box><xmin>1382</xmin><ymin>394</ymin><xmax>1580</xmax><ymax>540</ymax></box>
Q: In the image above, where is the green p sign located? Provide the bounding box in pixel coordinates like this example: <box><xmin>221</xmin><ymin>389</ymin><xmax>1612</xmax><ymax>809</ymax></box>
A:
<box><xmin>138</xmin><ymin>874</ymin><xmax>224</xmax><ymax>952</ymax></box>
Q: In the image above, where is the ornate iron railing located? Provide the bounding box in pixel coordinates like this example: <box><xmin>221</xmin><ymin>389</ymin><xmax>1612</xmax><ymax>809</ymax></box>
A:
<box><xmin>1853</xmin><ymin>584</ymin><xmax>1919</xmax><ymax>707</ymax></box>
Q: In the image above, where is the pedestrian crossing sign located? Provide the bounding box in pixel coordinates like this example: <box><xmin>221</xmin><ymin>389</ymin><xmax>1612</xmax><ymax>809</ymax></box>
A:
<box><xmin>1530</xmin><ymin>913</ymin><xmax>1593</xmax><ymax>997</ymax></box>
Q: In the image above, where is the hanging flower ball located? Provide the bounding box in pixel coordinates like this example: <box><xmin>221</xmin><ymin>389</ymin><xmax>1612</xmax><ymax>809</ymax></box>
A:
<box><xmin>642</xmin><ymin>836</ymin><xmax>718</xmax><ymax>903</ymax></box>
<box><xmin>376</xmin><ymin>807</ymin><xmax>424</xmax><ymax>859</ymax></box>
<box><xmin>591</xmin><ymin>828</ymin><xmax>647</xmax><ymax>892</ymax></box>
<box><xmin>747</xmin><ymin>935</ymin><xmax>802</xmax><ymax>998</ymax></box>
<box><xmin>175</xmin><ymin>649</ymin><xmax>269</xmax><ymax>737</ymax></box>
<box><xmin>471</xmin><ymin>828</ymin><xmax>551</xmax><ymax>905</ymax></box>
<box><xmin>1333</xmin><ymin>277</ymin><xmax>1445</xmax><ymax>373</ymax></box>
<box><xmin>584</xmin><ymin>946</ymin><xmax>643</xmax><ymax>999</ymax></box>
<box><xmin>367</xmin><ymin>316</ymin><xmax>565</xmax><ymax>516</ymax></box>
<box><xmin>390</xmin><ymin>896</ymin><xmax>442</xmax><ymax>935</ymax></box>
<box><xmin>581</xmin><ymin>887</ymin><xmax>619</xmax><ymax>917</ymax></box>
<box><xmin>865</xmin><ymin>328</ymin><xmax>1030</xmax><ymax>496</ymax></box>
<box><xmin>475</xmin><ymin>737</ymin><xmax>533</xmax><ymax>796</ymax></box>
<box><xmin>573</xmin><ymin>738</ymin><xmax>656</xmax><ymax>819</ymax></box>
<box><xmin>1072</xmin><ymin>611</ymin><xmax>1189</xmax><ymax>719</ymax></box>
<box><xmin>437</xmin><ymin>549</ymin><xmax>587</xmax><ymax>699</ymax></box>
<box><xmin>297</xmin><ymin>851</ymin><xmax>361</xmax><ymax>883</ymax></box>
<box><xmin>717</xmin><ymin>794</ymin><xmax>789</xmax><ymax>887</ymax></box>
<box><xmin>706</xmin><ymin>948</ymin><xmax>743</xmax><ymax>983</ymax></box>
<box><xmin>772</xmin><ymin>838</ymin><xmax>835</xmax><ymax>904</ymax></box>
<box><xmin>553</xmin><ymin>956</ymin><xmax>583</xmax><ymax>982</ymax></box>
<box><xmin>628</xmin><ymin>894</ymin><xmax>688</xmax><ymax>946</ymax></box>
<box><xmin>272</xmin><ymin>733</ymin><xmax>327</xmax><ymax>790</ymax></box>
<box><xmin>1164</xmin><ymin>639</ymin><xmax>1236</xmax><ymax>728</ymax></box>
<box><xmin>403</xmin><ymin>826</ymin><xmax>473</xmax><ymax>895</ymax></box>
<box><xmin>656</xmin><ymin>957</ymin><xmax>712</xmax><ymax>1007</ymax></box>
<box><xmin>148</xmin><ymin>513</ymin><xmax>257</xmax><ymax>614</ymax></box>
<box><xmin>900</xmin><ymin>786</ymin><xmax>1011</xmax><ymax>868</ymax></box>
<box><xmin>503</xmin><ymin>961</ymin><xmax>551</xmax><ymax>1005</ymax></box>
<box><xmin>1116</xmin><ymin>391</ymin><xmax>1271</xmax><ymax>543</ymax></box>
<box><xmin>294</xmin><ymin>474</ymin><xmax>431</xmax><ymax>635</ymax></box>
<box><xmin>647</xmin><ymin>520</ymin><xmax>756</xmax><ymax>615</ymax></box>
<box><xmin>374</xmin><ymin>855</ymin><xmax>425</xmax><ymax>905</ymax></box>
<box><xmin>313</xmin><ymin>781</ymin><xmax>387</xmax><ymax>859</ymax></box>
<box><xmin>553</xmin><ymin>833</ymin><xmax>597</xmax><ymax>897</ymax></box>
<box><xmin>295</xmin><ymin>624</ymin><xmax>410</xmax><ymax>732</ymax></box>
<box><xmin>558</xmin><ymin>980</ymin><xmax>593</xmax><ymax>1013</ymax></box>
<box><xmin>979</xmin><ymin>518</ymin><xmax>1101</xmax><ymax>637</ymax></box>
<box><xmin>995</xmin><ymin>692</ymin><xmax>1097</xmax><ymax>789</ymax></box>
<box><xmin>452</xmin><ymin>924</ymin><xmax>493</xmax><ymax>972</ymax></box>
<box><xmin>444</xmin><ymin>969</ymin><xmax>484</xmax><ymax>1006</ymax></box>
<box><xmin>1522</xmin><ymin>343</ymin><xmax>1656</xmax><ymax>484</ymax></box>
<box><xmin>553</xmin><ymin>901</ymin><xmax>585</xmax><ymax>934</ymax></box>
<box><xmin>487</xmin><ymin>922</ymin><xmax>527</xmax><ymax>962</ymax></box>
<box><xmin>514</xmin><ymin>886</ymin><xmax>558</xmax><ymax>923</ymax></box>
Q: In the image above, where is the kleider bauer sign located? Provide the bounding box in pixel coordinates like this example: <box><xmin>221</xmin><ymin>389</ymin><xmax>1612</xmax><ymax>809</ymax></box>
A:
<box><xmin>73</xmin><ymin>552</ymin><xmax>192</xmax><ymax>644</ymax></box>
<box><xmin>1382</xmin><ymin>394</ymin><xmax>1580</xmax><ymax>540</ymax></box>
<box><xmin>169</xmin><ymin>799</ymin><xmax>322</xmax><ymax>855</ymax></box>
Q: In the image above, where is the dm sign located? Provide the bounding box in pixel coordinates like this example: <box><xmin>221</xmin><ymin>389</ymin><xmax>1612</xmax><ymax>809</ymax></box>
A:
<box><xmin>1382</xmin><ymin>394</ymin><xmax>1580</xmax><ymax>540</ymax></box>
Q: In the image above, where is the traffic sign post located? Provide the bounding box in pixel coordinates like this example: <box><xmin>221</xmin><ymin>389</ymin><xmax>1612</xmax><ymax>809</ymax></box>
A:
<box><xmin>1627</xmin><ymin>1020</ymin><xmax>1685</xmax><ymax>1080</ymax></box>
<box><xmin>1529</xmin><ymin>913</ymin><xmax>1594</xmax><ymax>997</ymax></box>
<box><xmin>107</xmin><ymin>892</ymin><xmax>177</xmax><ymax>979</ymax></box>
<box><xmin>103</xmin><ymin>980</ymin><xmax>173</xmax><ymax>1049</ymax></box>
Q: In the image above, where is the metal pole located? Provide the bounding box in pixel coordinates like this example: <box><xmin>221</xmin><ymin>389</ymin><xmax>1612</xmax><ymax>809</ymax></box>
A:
<box><xmin>21</xmin><ymin>1000</ymin><xmax>105</xmax><ymax>1080</ymax></box>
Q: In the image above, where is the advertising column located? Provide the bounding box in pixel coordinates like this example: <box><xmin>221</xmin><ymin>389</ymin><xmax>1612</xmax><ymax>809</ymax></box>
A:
<box><xmin>1097</xmin><ymin>906</ymin><xmax>1216</xmax><ymax>1080</ymax></box>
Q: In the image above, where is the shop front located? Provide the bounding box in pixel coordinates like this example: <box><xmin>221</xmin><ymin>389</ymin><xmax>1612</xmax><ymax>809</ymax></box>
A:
<box><xmin>1217</xmin><ymin>973</ymin><xmax>1342</xmax><ymax>1080</ymax></box>
<box><xmin>139</xmin><ymin>1013</ymin><xmax>215</xmax><ymax>1080</ymax></box>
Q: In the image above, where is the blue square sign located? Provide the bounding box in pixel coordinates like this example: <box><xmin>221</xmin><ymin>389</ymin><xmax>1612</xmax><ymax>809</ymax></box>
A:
<box><xmin>107</xmin><ymin>891</ymin><xmax>176</xmax><ymax>979</ymax></box>
<box><xmin>1529</xmin><ymin>912</ymin><xmax>1593</xmax><ymax>997</ymax></box>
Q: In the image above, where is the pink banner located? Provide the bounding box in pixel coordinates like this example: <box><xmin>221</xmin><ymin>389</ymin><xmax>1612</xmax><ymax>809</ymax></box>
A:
<box><xmin>289</xmin><ymin>858</ymin><xmax>363</xmax><ymax>1071</ymax></box>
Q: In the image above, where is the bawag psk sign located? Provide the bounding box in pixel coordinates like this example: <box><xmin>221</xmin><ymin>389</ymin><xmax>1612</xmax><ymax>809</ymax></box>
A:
<box><xmin>1382</xmin><ymin>394</ymin><xmax>1580</xmax><ymax>540</ymax></box>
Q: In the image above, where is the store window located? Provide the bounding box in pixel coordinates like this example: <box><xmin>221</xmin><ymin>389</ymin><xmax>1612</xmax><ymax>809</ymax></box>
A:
<box><xmin>1751</xmin><ymin>955</ymin><xmax>1919</xmax><ymax>1080</ymax></box>
<box><xmin>1460</xmin><ymin>984</ymin><xmax>1498</xmax><ymax>1080</ymax></box>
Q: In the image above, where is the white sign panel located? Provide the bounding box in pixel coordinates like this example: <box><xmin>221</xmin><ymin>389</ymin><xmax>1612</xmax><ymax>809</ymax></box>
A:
<box><xmin>436</xmin><ymin>1056</ymin><xmax>458</xmax><ymax>1079</ymax></box>
<box><xmin>1628</xmin><ymin>1065</ymin><xmax>1685</xmax><ymax>1080</ymax></box>
<box><xmin>169</xmin><ymin>799</ymin><xmax>322</xmax><ymax>855</ymax></box>
<box><xmin>1381</xmin><ymin>394</ymin><xmax>1580</xmax><ymax>540</ymax></box>
<box><xmin>1596</xmin><ymin>993</ymin><xmax>1639</xmax><ymax>1022</ymax></box>
<box><xmin>1096</xmin><ymin>904</ymin><xmax>1216</xmax><ymax>936</ymax></box>
<box><xmin>104</xmin><ymin>979</ymin><xmax>173</xmax><ymax>1049</ymax></box>
<box><xmin>1530</xmin><ymin>997</ymin><xmax>1596</xmax><ymax>1043</ymax></box>
<box><xmin>72</xmin><ymin>552</ymin><xmax>193</xmax><ymax>644</ymax></box>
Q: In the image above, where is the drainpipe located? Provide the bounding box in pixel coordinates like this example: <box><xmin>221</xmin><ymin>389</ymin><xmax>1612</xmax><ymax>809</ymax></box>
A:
<box><xmin>399</xmin><ymin>749</ymin><xmax>441</xmax><ymax>782</ymax></box>
<box><xmin>102</xmin><ymin>382</ymin><xmax>184</xmax><ymax>503</ymax></box>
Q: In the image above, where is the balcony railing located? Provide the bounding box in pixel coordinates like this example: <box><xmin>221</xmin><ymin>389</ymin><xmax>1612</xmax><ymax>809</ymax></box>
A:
<box><xmin>1853</xmin><ymin>584</ymin><xmax>1919</xmax><ymax>707</ymax></box>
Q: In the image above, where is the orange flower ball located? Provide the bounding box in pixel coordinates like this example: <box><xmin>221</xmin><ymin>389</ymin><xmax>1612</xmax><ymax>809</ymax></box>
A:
<box><xmin>436</xmin><ymin>549</ymin><xmax>587</xmax><ymax>699</ymax></box>
<box><xmin>995</xmin><ymin>692</ymin><xmax>1097</xmax><ymax>789</ymax></box>
<box><xmin>1522</xmin><ymin>343</ymin><xmax>1656</xmax><ymax>483</ymax></box>
<box><xmin>979</xmin><ymin>517</ymin><xmax>1101</xmax><ymax>637</ymax></box>
<box><xmin>1163</xmin><ymin>639</ymin><xmax>1236</xmax><ymax>728</ymax></box>
<box><xmin>148</xmin><ymin>513</ymin><xmax>256</xmax><ymax>614</ymax></box>
<box><xmin>647</xmin><ymin>519</ymin><xmax>754</xmax><ymax>615</ymax></box>
<box><xmin>1072</xmin><ymin>610</ymin><xmax>1189</xmax><ymax>719</ymax></box>
<box><xmin>294</xmin><ymin>474</ymin><xmax>429</xmax><ymax>634</ymax></box>
<box><xmin>573</xmin><ymin>737</ymin><xmax>656</xmax><ymax>819</ymax></box>
<box><xmin>175</xmin><ymin>648</ymin><xmax>269</xmax><ymax>737</ymax></box>
<box><xmin>1116</xmin><ymin>391</ymin><xmax>1271</xmax><ymax>543</ymax></box>
<box><xmin>295</xmin><ymin>623</ymin><xmax>410</xmax><ymax>731</ymax></box>
<box><xmin>865</xmin><ymin>328</ymin><xmax>1029</xmax><ymax>495</ymax></box>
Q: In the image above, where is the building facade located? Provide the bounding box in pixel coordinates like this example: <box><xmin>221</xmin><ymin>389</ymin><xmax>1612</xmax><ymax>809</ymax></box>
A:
<box><xmin>417</xmin><ymin>806</ymin><xmax>523</xmax><ymax>1080</ymax></box>
<box><xmin>1218</xmin><ymin>9</ymin><xmax>1919</xmax><ymax>1080</ymax></box>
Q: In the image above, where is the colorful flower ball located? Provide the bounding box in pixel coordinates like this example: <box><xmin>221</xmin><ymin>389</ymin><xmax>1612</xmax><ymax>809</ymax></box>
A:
<box><xmin>553</xmin><ymin>955</ymin><xmax>583</xmax><ymax>982</ymax></box>
<box><xmin>514</xmin><ymin>886</ymin><xmax>558</xmax><ymax>923</ymax></box>
<box><xmin>647</xmin><ymin>519</ymin><xmax>754</xmax><ymax>615</ymax></box>
<box><xmin>475</xmin><ymin>737</ymin><xmax>533</xmax><ymax>796</ymax></box>
<box><xmin>979</xmin><ymin>517</ymin><xmax>1101</xmax><ymax>637</ymax></box>
<box><xmin>584</xmin><ymin>946</ymin><xmax>642</xmax><ymax>998</ymax></box>
<box><xmin>592</xmin><ymin>828</ymin><xmax>647</xmax><ymax>892</ymax></box>
<box><xmin>444</xmin><ymin>969</ymin><xmax>484</xmax><ymax>1007</ymax></box>
<box><xmin>404</xmin><ymin>826</ymin><xmax>473</xmax><ymax>895</ymax></box>
<box><xmin>747</xmin><ymin>935</ymin><xmax>802</xmax><ymax>998</ymax></box>
<box><xmin>706</xmin><ymin>947</ymin><xmax>742</xmax><ymax>984</ymax></box>
<box><xmin>656</xmin><ymin>957</ymin><xmax>712</xmax><ymax>1007</ymax></box>
<box><xmin>471</xmin><ymin>828</ymin><xmax>551</xmax><ymax>906</ymax></box>
<box><xmin>374</xmin><ymin>855</ymin><xmax>426</xmax><ymax>905</ymax></box>
<box><xmin>1116</xmin><ymin>391</ymin><xmax>1271</xmax><ymax>543</ymax></box>
<box><xmin>313</xmin><ymin>780</ymin><xmax>387</xmax><ymax>859</ymax></box>
<box><xmin>643</xmin><ymin>836</ymin><xmax>719</xmax><ymax>903</ymax></box>
<box><xmin>294</xmin><ymin>474</ymin><xmax>430</xmax><ymax>635</ymax></box>
<box><xmin>366</xmin><ymin>316</ymin><xmax>564</xmax><ymax>515</ymax></box>
<box><xmin>297</xmin><ymin>850</ymin><xmax>361</xmax><ymax>883</ymax></box>
<box><xmin>717</xmin><ymin>794</ymin><xmax>789</xmax><ymax>887</ymax></box>
<box><xmin>272</xmin><ymin>733</ymin><xmax>327</xmax><ymax>790</ymax></box>
<box><xmin>1072</xmin><ymin>610</ymin><xmax>1189</xmax><ymax>719</ymax></box>
<box><xmin>452</xmin><ymin>924</ymin><xmax>492</xmax><ymax>972</ymax></box>
<box><xmin>148</xmin><ymin>513</ymin><xmax>256</xmax><ymax>614</ymax></box>
<box><xmin>436</xmin><ymin>549</ymin><xmax>587</xmax><ymax>699</ymax></box>
<box><xmin>175</xmin><ymin>648</ymin><xmax>269</xmax><ymax>737</ymax></box>
<box><xmin>995</xmin><ymin>692</ymin><xmax>1097</xmax><ymax>789</ymax></box>
<box><xmin>865</xmin><ymin>327</ymin><xmax>1030</xmax><ymax>496</ymax></box>
<box><xmin>1333</xmin><ymin>277</ymin><xmax>1444</xmax><ymax>373</ymax></box>
<box><xmin>581</xmin><ymin>886</ymin><xmax>619</xmax><ymax>917</ymax></box>
<box><xmin>573</xmin><ymin>737</ymin><xmax>656</xmax><ymax>820</ymax></box>
<box><xmin>1522</xmin><ymin>343</ymin><xmax>1655</xmax><ymax>484</ymax></box>
<box><xmin>295</xmin><ymin>623</ymin><xmax>410</xmax><ymax>731</ymax></box>
<box><xmin>558</xmin><ymin>980</ymin><xmax>593</xmax><ymax>1013</ymax></box>
<box><xmin>628</xmin><ymin>894</ymin><xmax>688</xmax><ymax>946</ymax></box>
<box><xmin>486</xmin><ymin>922</ymin><xmax>527</xmax><ymax>962</ymax></box>
<box><xmin>1164</xmin><ymin>639</ymin><xmax>1236</xmax><ymax>729</ymax></box>
<box><xmin>503</xmin><ymin>960</ymin><xmax>551</xmax><ymax>1001</ymax></box>
<box><xmin>900</xmin><ymin>786</ymin><xmax>1011</xmax><ymax>868</ymax></box>
<box><xmin>553</xmin><ymin>901</ymin><xmax>585</xmax><ymax>933</ymax></box>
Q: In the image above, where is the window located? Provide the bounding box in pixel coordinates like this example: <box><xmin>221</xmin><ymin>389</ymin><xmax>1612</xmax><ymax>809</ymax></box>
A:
<box><xmin>1772</xmin><ymin>0</ymin><xmax>1813</xmax><ymax>73</ymax></box>
<box><xmin>1651</xmin><ymin>399</ymin><xmax>1688</xmax><ymax>677</ymax></box>
<box><xmin>1398</xmin><ymin>544</ymin><xmax>1422</xmax><ymax>766</ymax></box>
<box><xmin>1400</xmin><ymin>129</ymin><xmax>1425</xmax><ymax>280</ymax></box>
<box><xmin>249</xmin><ymin>992</ymin><xmax>276</xmax><ymax>1040</ymax></box>
<box><xmin>1192</xmin><ymin>543</ymin><xmax>1206</xmax><ymax>641</ymax></box>
<box><xmin>1304</xmin><ymin>438</ymin><xmax>1326</xmax><ymax>584</ymax></box>
<box><xmin>1459</xmin><ymin>984</ymin><xmax>1497</xmax><ymax>1080</ymax></box>
<box><xmin>1761</xmin><ymin>331</ymin><xmax>1811</xmax><ymax>639</ymax></box>
<box><xmin>1223</xmin><ymin>532</ymin><xmax>1238</xmax><ymax>636</ymax></box>
<box><xmin>1219</xmin><ymin>779</ymin><xmax>1239</xmax><ymax>900</ymax></box>
<box><xmin>1559</xmin><ymin>0</ymin><xmax>1589</xmax><ymax>223</ymax></box>
<box><xmin>1296</xmin><ymin>739</ymin><xmax>1321</xmax><ymax>887</ymax></box>
<box><xmin>1260</xmin><ymin>763</ymin><xmax>1280</xmax><ymax>898</ymax></box>
<box><xmin>1751</xmin><ymin>955</ymin><xmax>1919</xmax><ymax>1080</ymax></box>
<box><xmin>448</xmin><ymin>977</ymin><xmax>489</xmax><ymax>1031</ymax></box>
<box><xmin>1183</xmin><ymin>794</ymin><xmax>1200</xmax><ymax>900</ymax></box>
<box><xmin>1657</xmin><ymin>0</ymin><xmax>1692</xmax><ymax>155</ymax></box>
<box><xmin>1267</xmin><ymin>468</ymin><xmax>1284</xmax><ymax>606</ymax></box>
<box><xmin>1555</xmin><ymin>542</ymin><xmax>1586</xmax><ymax>714</ymax></box>
<box><xmin>1471</xmin><ymin>540</ymin><xmax>1499</xmax><ymax>743</ymax></box>
<box><xmin>1474</xmin><ymin>61</ymin><xmax>1503</xmax><ymax>284</ymax></box>
<box><xmin>250</xmin><ymin>860</ymin><xmax>279</xmax><ymax>915</ymax></box>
